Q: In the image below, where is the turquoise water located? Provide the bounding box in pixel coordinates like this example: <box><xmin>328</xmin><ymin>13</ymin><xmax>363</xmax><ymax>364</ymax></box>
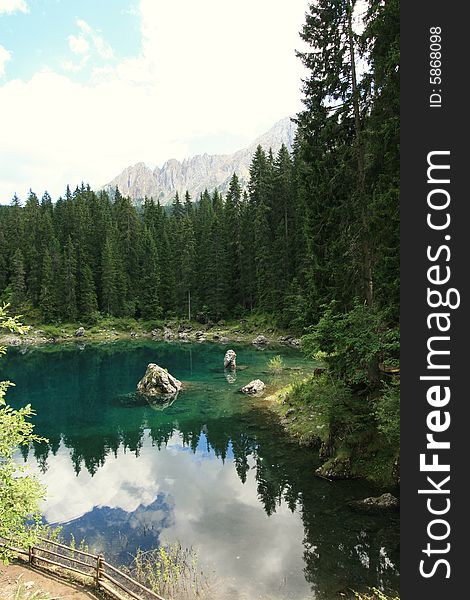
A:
<box><xmin>3</xmin><ymin>340</ymin><xmax>399</xmax><ymax>599</ymax></box>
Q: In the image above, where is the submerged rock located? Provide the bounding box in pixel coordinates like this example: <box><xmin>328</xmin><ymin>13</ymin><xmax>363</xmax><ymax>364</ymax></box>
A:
<box><xmin>225</xmin><ymin>371</ymin><xmax>237</xmax><ymax>384</ymax></box>
<box><xmin>240</xmin><ymin>379</ymin><xmax>266</xmax><ymax>396</ymax></box>
<box><xmin>224</xmin><ymin>349</ymin><xmax>237</xmax><ymax>370</ymax></box>
<box><xmin>349</xmin><ymin>493</ymin><xmax>399</xmax><ymax>514</ymax></box>
<box><xmin>137</xmin><ymin>363</ymin><xmax>182</xmax><ymax>398</ymax></box>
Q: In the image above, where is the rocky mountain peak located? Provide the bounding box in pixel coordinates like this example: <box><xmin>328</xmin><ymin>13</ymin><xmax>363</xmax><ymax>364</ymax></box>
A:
<box><xmin>104</xmin><ymin>117</ymin><xmax>297</xmax><ymax>205</ymax></box>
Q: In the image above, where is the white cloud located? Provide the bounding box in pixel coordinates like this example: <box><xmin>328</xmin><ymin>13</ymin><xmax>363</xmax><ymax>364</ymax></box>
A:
<box><xmin>25</xmin><ymin>431</ymin><xmax>311</xmax><ymax>598</ymax></box>
<box><xmin>76</xmin><ymin>18</ymin><xmax>92</xmax><ymax>35</ymax></box>
<box><xmin>92</xmin><ymin>33</ymin><xmax>113</xmax><ymax>60</ymax></box>
<box><xmin>0</xmin><ymin>0</ymin><xmax>28</xmax><ymax>14</ymax></box>
<box><xmin>0</xmin><ymin>0</ymin><xmax>307</xmax><ymax>201</ymax></box>
<box><xmin>68</xmin><ymin>19</ymin><xmax>113</xmax><ymax>60</ymax></box>
<box><xmin>0</xmin><ymin>44</ymin><xmax>11</xmax><ymax>77</ymax></box>
<box><xmin>68</xmin><ymin>34</ymin><xmax>90</xmax><ymax>56</ymax></box>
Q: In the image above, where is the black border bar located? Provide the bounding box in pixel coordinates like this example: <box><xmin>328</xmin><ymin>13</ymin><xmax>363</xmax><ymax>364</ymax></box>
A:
<box><xmin>401</xmin><ymin>1</ymin><xmax>468</xmax><ymax>597</ymax></box>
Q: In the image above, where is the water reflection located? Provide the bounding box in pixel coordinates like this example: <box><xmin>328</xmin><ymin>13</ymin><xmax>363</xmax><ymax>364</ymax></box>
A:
<box><xmin>4</xmin><ymin>341</ymin><xmax>399</xmax><ymax>599</ymax></box>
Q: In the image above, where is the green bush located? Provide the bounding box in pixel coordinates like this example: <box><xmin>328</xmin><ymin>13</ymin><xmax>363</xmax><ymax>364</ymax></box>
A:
<box><xmin>0</xmin><ymin>305</ymin><xmax>47</xmax><ymax>563</ymax></box>
<box><xmin>375</xmin><ymin>381</ymin><xmax>400</xmax><ymax>448</ymax></box>
<box><xmin>267</xmin><ymin>355</ymin><xmax>284</xmax><ymax>375</ymax></box>
<box><xmin>302</xmin><ymin>301</ymin><xmax>399</xmax><ymax>388</ymax></box>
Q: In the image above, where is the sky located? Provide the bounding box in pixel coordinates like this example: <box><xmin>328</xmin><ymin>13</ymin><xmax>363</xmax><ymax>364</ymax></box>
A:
<box><xmin>0</xmin><ymin>0</ymin><xmax>308</xmax><ymax>203</ymax></box>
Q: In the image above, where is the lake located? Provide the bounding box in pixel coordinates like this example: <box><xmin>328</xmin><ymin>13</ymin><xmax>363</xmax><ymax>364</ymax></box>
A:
<box><xmin>3</xmin><ymin>340</ymin><xmax>399</xmax><ymax>599</ymax></box>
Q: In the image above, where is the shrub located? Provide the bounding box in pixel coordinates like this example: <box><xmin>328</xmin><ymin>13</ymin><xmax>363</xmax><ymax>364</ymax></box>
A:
<box><xmin>267</xmin><ymin>355</ymin><xmax>284</xmax><ymax>375</ymax></box>
<box><xmin>0</xmin><ymin>304</ymin><xmax>47</xmax><ymax>563</ymax></box>
<box><xmin>302</xmin><ymin>301</ymin><xmax>399</xmax><ymax>388</ymax></box>
<box><xmin>128</xmin><ymin>542</ymin><xmax>214</xmax><ymax>600</ymax></box>
<box><xmin>375</xmin><ymin>381</ymin><xmax>400</xmax><ymax>448</ymax></box>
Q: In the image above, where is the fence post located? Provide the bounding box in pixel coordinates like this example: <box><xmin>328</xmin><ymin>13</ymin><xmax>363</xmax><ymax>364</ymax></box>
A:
<box><xmin>96</xmin><ymin>554</ymin><xmax>104</xmax><ymax>589</ymax></box>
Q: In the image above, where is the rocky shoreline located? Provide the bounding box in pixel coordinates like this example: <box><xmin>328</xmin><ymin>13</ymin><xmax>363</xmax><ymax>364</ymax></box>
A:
<box><xmin>0</xmin><ymin>322</ymin><xmax>302</xmax><ymax>350</ymax></box>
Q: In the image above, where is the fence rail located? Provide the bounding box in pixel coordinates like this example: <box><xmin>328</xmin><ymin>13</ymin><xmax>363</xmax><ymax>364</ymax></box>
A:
<box><xmin>0</xmin><ymin>537</ymin><xmax>166</xmax><ymax>600</ymax></box>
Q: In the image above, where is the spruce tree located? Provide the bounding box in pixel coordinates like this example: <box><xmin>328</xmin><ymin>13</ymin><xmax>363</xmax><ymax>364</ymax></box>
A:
<box><xmin>138</xmin><ymin>228</ymin><xmax>162</xmax><ymax>320</ymax></box>
<box><xmin>10</xmin><ymin>249</ymin><xmax>26</xmax><ymax>311</ymax></box>
<box><xmin>60</xmin><ymin>237</ymin><xmax>78</xmax><ymax>321</ymax></box>
<box><xmin>100</xmin><ymin>237</ymin><xmax>118</xmax><ymax>315</ymax></box>
<box><xmin>39</xmin><ymin>251</ymin><xmax>59</xmax><ymax>323</ymax></box>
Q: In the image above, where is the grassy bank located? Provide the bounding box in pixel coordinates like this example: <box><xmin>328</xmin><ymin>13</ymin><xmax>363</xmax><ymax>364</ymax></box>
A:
<box><xmin>264</xmin><ymin>373</ymin><xmax>400</xmax><ymax>487</ymax></box>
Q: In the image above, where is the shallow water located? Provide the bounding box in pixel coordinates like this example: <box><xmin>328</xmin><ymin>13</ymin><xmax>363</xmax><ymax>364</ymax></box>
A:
<box><xmin>3</xmin><ymin>340</ymin><xmax>399</xmax><ymax>599</ymax></box>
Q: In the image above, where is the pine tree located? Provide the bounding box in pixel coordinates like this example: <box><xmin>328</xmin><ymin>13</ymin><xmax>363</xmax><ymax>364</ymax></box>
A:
<box><xmin>224</xmin><ymin>174</ymin><xmax>242</xmax><ymax>311</ymax></box>
<box><xmin>138</xmin><ymin>228</ymin><xmax>162</xmax><ymax>320</ymax></box>
<box><xmin>78</xmin><ymin>264</ymin><xmax>98</xmax><ymax>321</ymax></box>
<box><xmin>60</xmin><ymin>237</ymin><xmax>78</xmax><ymax>321</ymax></box>
<box><xmin>39</xmin><ymin>250</ymin><xmax>59</xmax><ymax>323</ymax></box>
<box><xmin>171</xmin><ymin>192</ymin><xmax>184</xmax><ymax>220</ymax></box>
<box><xmin>180</xmin><ymin>214</ymin><xmax>196</xmax><ymax>319</ymax></box>
<box><xmin>100</xmin><ymin>237</ymin><xmax>118</xmax><ymax>315</ymax></box>
<box><xmin>10</xmin><ymin>249</ymin><xmax>26</xmax><ymax>311</ymax></box>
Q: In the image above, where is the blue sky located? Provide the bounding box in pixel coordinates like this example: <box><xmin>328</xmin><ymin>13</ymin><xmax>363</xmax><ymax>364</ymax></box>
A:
<box><xmin>0</xmin><ymin>0</ymin><xmax>308</xmax><ymax>202</ymax></box>
<box><xmin>0</xmin><ymin>1</ymin><xmax>141</xmax><ymax>84</ymax></box>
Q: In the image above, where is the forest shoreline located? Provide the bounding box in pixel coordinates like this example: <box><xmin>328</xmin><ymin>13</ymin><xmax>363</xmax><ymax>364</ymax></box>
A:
<box><xmin>0</xmin><ymin>318</ymin><xmax>302</xmax><ymax>350</ymax></box>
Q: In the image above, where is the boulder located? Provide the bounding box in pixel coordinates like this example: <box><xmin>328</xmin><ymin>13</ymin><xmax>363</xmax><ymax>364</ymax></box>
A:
<box><xmin>219</xmin><ymin>336</ymin><xmax>229</xmax><ymax>344</ymax></box>
<box><xmin>240</xmin><ymin>379</ymin><xmax>266</xmax><ymax>396</ymax></box>
<box><xmin>349</xmin><ymin>493</ymin><xmax>399</xmax><ymax>514</ymax></box>
<box><xmin>163</xmin><ymin>327</ymin><xmax>174</xmax><ymax>340</ymax></box>
<box><xmin>75</xmin><ymin>327</ymin><xmax>85</xmax><ymax>337</ymax></box>
<box><xmin>130</xmin><ymin>331</ymin><xmax>138</xmax><ymax>338</ymax></box>
<box><xmin>289</xmin><ymin>338</ymin><xmax>301</xmax><ymax>347</ymax></box>
<box><xmin>252</xmin><ymin>335</ymin><xmax>269</xmax><ymax>346</ymax></box>
<box><xmin>178</xmin><ymin>332</ymin><xmax>189</xmax><ymax>341</ymax></box>
<box><xmin>137</xmin><ymin>363</ymin><xmax>182</xmax><ymax>398</ymax></box>
<box><xmin>224</xmin><ymin>349</ymin><xmax>237</xmax><ymax>370</ymax></box>
<box><xmin>315</xmin><ymin>457</ymin><xmax>353</xmax><ymax>480</ymax></box>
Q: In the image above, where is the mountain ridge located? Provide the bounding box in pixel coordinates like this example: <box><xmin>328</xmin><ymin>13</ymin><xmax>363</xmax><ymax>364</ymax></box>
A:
<box><xmin>103</xmin><ymin>117</ymin><xmax>296</xmax><ymax>204</ymax></box>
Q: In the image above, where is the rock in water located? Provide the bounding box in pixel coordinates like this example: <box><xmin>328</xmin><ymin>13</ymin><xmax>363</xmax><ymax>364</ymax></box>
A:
<box><xmin>240</xmin><ymin>379</ymin><xmax>265</xmax><ymax>395</ymax></box>
<box><xmin>252</xmin><ymin>335</ymin><xmax>269</xmax><ymax>346</ymax></box>
<box><xmin>137</xmin><ymin>363</ymin><xmax>182</xmax><ymax>398</ymax></box>
<box><xmin>349</xmin><ymin>493</ymin><xmax>399</xmax><ymax>513</ymax></box>
<box><xmin>75</xmin><ymin>327</ymin><xmax>85</xmax><ymax>337</ymax></box>
<box><xmin>224</xmin><ymin>349</ymin><xmax>237</xmax><ymax>370</ymax></box>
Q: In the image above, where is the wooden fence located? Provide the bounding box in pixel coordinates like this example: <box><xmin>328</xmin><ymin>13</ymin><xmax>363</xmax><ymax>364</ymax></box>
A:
<box><xmin>0</xmin><ymin>537</ymin><xmax>166</xmax><ymax>600</ymax></box>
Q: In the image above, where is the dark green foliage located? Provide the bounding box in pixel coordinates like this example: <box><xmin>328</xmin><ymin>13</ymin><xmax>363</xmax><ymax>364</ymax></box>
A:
<box><xmin>302</xmin><ymin>302</ymin><xmax>399</xmax><ymax>387</ymax></box>
<box><xmin>10</xmin><ymin>249</ymin><xmax>26</xmax><ymax>311</ymax></box>
<box><xmin>39</xmin><ymin>251</ymin><xmax>59</xmax><ymax>323</ymax></box>
<box><xmin>374</xmin><ymin>381</ymin><xmax>400</xmax><ymax>448</ymax></box>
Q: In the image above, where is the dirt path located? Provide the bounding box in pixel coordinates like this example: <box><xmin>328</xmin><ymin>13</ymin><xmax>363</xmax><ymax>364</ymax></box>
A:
<box><xmin>0</xmin><ymin>561</ymin><xmax>99</xmax><ymax>600</ymax></box>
